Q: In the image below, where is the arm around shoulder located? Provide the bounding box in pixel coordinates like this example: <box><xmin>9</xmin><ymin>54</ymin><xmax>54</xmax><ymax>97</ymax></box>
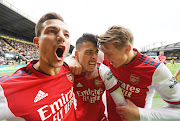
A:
<box><xmin>65</xmin><ymin>54</ymin><xmax>82</xmax><ymax>75</ymax></box>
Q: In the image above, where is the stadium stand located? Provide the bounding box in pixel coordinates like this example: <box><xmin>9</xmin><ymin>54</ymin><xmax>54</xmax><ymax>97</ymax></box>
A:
<box><xmin>0</xmin><ymin>37</ymin><xmax>35</xmax><ymax>65</ymax></box>
<box><xmin>1</xmin><ymin>0</ymin><xmax>179</xmax><ymax>65</ymax></box>
<box><xmin>0</xmin><ymin>0</ymin><xmax>74</xmax><ymax>65</ymax></box>
<box><xmin>141</xmin><ymin>42</ymin><xmax>180</xmax><ymax>63</ymax></box>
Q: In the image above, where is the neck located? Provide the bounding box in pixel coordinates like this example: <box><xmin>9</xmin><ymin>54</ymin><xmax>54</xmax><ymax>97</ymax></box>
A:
<box><xmin>34</xmin><ymin>61</ymin><xmax>61</xmax><ymax>76</ymax></box>
<box><xmin>125</xmin><ymin>50</ymin><xmax>137</xmax><ymax>65</ymax></box>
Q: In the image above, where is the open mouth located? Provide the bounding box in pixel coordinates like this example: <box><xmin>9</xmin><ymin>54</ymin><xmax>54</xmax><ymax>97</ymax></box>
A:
<box><xmin>56</xmin><ymin>46</ymin><xmax>65</xmax><ymax>58</ymax></box>
<box><xmin>89</xmin><ymin>62</ymin><xmax>96</xmax><ymax>65</ymax></box>
<box><xmin>88</xmin><ymin>61</ymin><xmax>96</xmax><ymax>68</ymax></box>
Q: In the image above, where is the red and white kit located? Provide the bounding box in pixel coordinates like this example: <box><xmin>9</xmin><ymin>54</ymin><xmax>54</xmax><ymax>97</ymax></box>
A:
<box><xmin>0</xmin><ymin>60</ymin><xmax>76</xmax><ymax>121</ymax></box>
<box><xmin>157</xmin><ymin>55</ymin><xmax>166</xmax><ymax>65</ymax></box>
<box><xmin>74</xmin><ymin>63</ymin><xmax>121</xmax><ymax>121</ymax></box>
<box><xmin>102</xmin><ymin>49</ymin><xmax>180</xmax><ymax>121</ymax></box>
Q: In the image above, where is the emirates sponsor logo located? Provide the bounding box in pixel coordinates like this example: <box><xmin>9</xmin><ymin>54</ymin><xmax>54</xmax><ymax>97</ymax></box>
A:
<box><xmin>119</xmin><ymin>80</ymin><xmax>141</xmax><ymax>98</ymax></box>
<box><xmin>130</xmin><ymin>74</ymin><xmax>140</xmax><ymax>85</ymax></box>
<box><xmin>76</xmin><ymin>88</ymin><xmax>104</xmax><ymax>103</ymax></box>
<box><xmin>37</xmin><ymin>87</ymin><xmax>74</xmax><ymax>121</ymax></box>
<box><xmin>34</xmin><ymin>90</ymin><xmax>48</xmax><ymax>103</ymax></box>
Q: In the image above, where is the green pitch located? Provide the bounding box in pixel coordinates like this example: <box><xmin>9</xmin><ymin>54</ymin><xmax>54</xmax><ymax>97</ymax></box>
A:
<box><xmin>0</xmin><ymin>71</ymin><xmax>15</xmax><ymax>75</ymax></box>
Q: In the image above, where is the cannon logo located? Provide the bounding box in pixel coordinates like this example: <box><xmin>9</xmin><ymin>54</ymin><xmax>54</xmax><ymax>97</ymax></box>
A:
<box><xmin>66</xmin><ymin>73</ymin><xmax>74</xmax><ymax>83</ymax></box>
<box><xmin>130</xmin><ymin>74</ymin><xmax>140</xmax><ymax>85</ymax></box>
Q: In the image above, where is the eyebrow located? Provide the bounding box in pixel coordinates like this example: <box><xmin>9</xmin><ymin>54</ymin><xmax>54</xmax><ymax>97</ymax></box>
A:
<box><xmin>85</xmin><ymin>49</ymin><xmax>93</xmax><ymax>51</ymax></box>
<box><xmin>64</xmin><ymin>29</ymin><xmax>70</xmax><ymax>34</ymax></box>
<box><xmin>45</xmin><ymin>26</ymin><xmax>69</xmax><ymax>34</ymax></box>
<box><xmin>85</xmin><ymin>49</ymin><xmax>98</xmax><ymax>52</ymax></box>
<box><xmin>45</xmin><ymin>26</ymin><xmax>58</xmax><ymax>31</ymax></box>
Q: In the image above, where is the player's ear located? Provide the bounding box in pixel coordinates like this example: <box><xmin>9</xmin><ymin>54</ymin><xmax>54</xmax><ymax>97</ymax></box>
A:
<box><xmin>33</xmin><ymin>37</ymin><xmax>39</xmax><ymax>48</ymax></box>
<box><xmin>125</xmin><ymin>44</ymin><xmax>131</xmax><ymax>53</ymax></box>
<box><xmin>75</xmin><ymin>50</ymin><xmax>79</xmax><ymax>60</ymax></box>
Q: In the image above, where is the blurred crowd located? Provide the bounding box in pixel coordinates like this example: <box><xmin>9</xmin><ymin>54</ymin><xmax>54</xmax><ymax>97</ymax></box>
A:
<box><xmin>0</xmin><ymin>37</ymin><xmax>39</xmax><ymax>65</ymax></box>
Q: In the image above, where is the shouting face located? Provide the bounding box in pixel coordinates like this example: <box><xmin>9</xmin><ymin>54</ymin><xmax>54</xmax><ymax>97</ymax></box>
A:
<box><xmin>34</xmin><ymin>19</ymin><xmax>70</xmax><ymax>69</ymax></box>
<box><xmin>76</xmin><ymin>41</ymin><xmax>98</xmax><ymax>72</ymax></box>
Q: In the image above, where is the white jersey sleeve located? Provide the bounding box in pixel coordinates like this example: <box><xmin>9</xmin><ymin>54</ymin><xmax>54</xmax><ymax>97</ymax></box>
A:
<box><xmin>139</xmin><ymin>63</ymin><xmax>180</xmax><ymax>121</ymax></box>
<box><xmin>99</xmin><ymin>63</ymin><xmax>127</xmax><ymax>106</ymax></box>
<box><xmin>152</xmin><ymin>63</ymin><xmax>180</xmax><ymax>103</ymax></box>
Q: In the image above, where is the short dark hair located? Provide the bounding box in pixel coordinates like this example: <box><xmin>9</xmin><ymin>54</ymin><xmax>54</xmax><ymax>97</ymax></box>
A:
<box><xmin>76</xmin><ymin>33</ymin><xmax>98</xmax><ymax>50</ymax></box>
<box><xmin>35</xmin><ymin>12</ymin><xmax>64</xmax><ymax>37</ymax></box>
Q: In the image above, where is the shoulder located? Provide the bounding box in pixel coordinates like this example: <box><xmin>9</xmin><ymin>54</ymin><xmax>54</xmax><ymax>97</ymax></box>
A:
<box><xmin>97</xmin><ymin>62</ymin><xmax>110</xmax><ymax>71</ymax></box>
<box><xmin>152</xmin><ymin>63</ymin><xmax>172</xmax><ymax>83</ymax></box>
<box><xmin>139</xmin><ymin>53</ymin><xmax>161</xmax><ymax>68</ymax></box>
<box><xmin>102</xmin><ymin>60</ymin><xmax>110</xmax><ymax>67</ymax></box>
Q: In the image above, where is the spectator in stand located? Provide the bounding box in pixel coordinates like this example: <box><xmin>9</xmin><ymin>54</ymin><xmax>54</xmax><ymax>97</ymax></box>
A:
<box><xmin>0</xmin><ymin>37</ymin><xmax>39</xmax><ymax>65</ymax></box>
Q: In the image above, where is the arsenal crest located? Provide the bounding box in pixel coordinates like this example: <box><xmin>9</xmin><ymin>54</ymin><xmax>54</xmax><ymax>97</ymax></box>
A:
<box><xmin>66</xmin><ymin>73</ymin><xmax>74</xmax><ymax>83</ymax></box>
<box><xmin>130</xmin><ymin>74</ymin><xmax>140</xmax><ymax>85</ymax></box>
<box><xmin>94</xmin><ymin>79</ymin><xmax>103</xmax><ymax>87</ymax></box>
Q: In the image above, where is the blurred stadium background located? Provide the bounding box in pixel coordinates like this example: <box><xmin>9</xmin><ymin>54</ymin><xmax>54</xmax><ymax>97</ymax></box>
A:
<box><xmin>0</xmin><ymin>0</ymin><xmax>180</xmax><ymax>120</ymax></box>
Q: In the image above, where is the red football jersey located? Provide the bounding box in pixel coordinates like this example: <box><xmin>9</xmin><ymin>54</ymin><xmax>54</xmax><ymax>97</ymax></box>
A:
<box><xmin>0</xmin><ymin>60</ymin><xmax>76</xmax><ymax>121</ymax></box>
<box><xmin>103</xmin><ymin>49</ymin><xmax>180</xmax><ymax>121</ymax></box>
<box><xmin>74</xmin><ymin>63</ymin><xmax>120</xmax><ymax>121</ymax></box>
<box><xmin>157</xmin><ymin>55</ymin><xmax>166</xmax><ymax>65</ymax></box>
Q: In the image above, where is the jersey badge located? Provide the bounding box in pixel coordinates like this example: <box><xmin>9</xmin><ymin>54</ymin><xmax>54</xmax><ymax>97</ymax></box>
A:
<box><xmin>34</xmin><ymin>90</ymin><xmax>48</xmax><ymax>103</ymax></box>
<box><xmin>169</xmin><ymin>76</ymin><xmax>178</xmax><ymax>89</ymax></box>
<box><xmin>130</xmin><ymin>74</ymin><xmax>140</xmax><ymax>85</ymax></box>
<box><xmin>76</xmin><ymin>82</ymin><xmax>83</xmax><ymax>87</ymax></box>
<box><xmin>66</xmin><ymin>73</ymin><xmax>74</xmax><ymax>83</ymax></box>
<box><xmin>94</xmin><ymin>79</ymin><xmax>103</xmax><ymax>87</ymax></box>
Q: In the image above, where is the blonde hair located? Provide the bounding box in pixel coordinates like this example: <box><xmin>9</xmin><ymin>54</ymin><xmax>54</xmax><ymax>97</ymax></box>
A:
<box><xmin>98</xmin><ymin>25</ymin><xmax>134</xmax><ymax>49</ymax></box>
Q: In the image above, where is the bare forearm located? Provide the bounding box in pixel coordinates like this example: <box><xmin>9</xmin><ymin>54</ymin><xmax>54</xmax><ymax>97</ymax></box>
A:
<box><xmin>174</xmin><ymin>68</ymin><xmax>180</xmax><ymax>80</ymax></box>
